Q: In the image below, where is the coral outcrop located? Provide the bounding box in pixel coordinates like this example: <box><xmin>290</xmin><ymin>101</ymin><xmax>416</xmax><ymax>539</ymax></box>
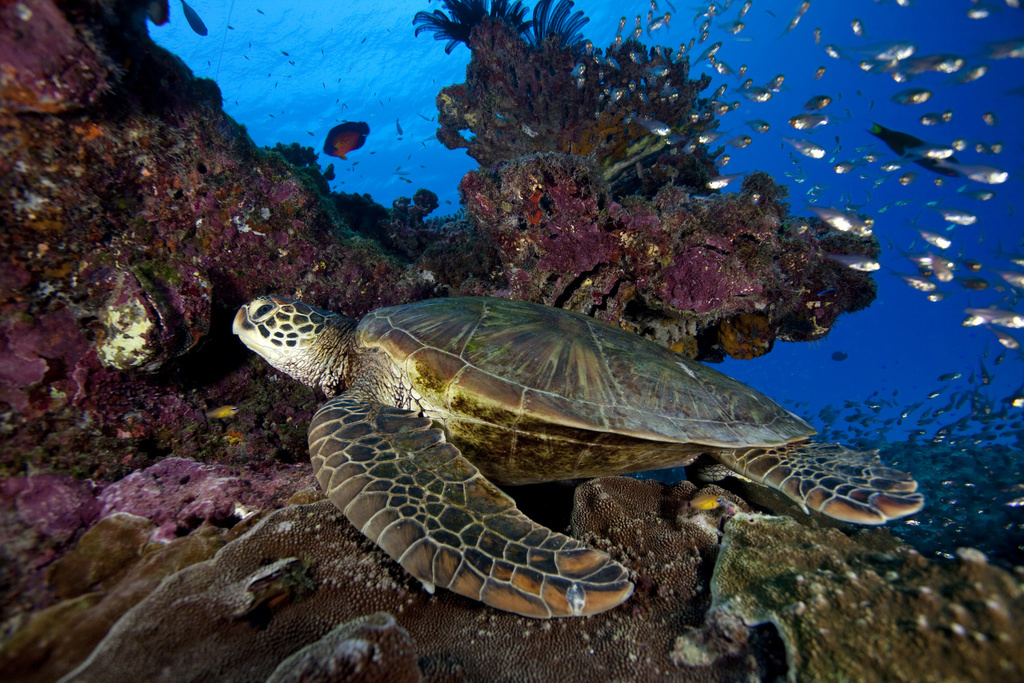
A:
<box><xmin>460</xmin><ymin>154</ymin><xmax>878</xmax><ymax>359</ymax></box>
<box><xmin>26</xmin><ymin>479</ymin><xmax>778</xmax><ymax>682</ymax></box>
<box><xmin>0</xmin><ymin>457</ymin><xmax>313</xmax><ymax>653</ymax></box>
<box><xmin>436</xmin><ymin>18</ymin><xmax>715</xmax><ymax>179</ymax></box>
<box><xmin>5</xmin><ymin>472</ymin><xmax>1022</xmax><ymax>682</ymax></box>
<box><xmin>0</xmin><ymin>0</ymin><xmax>880</xmax><ymax>483</ymax></box>
<box><xmin>0</xmin><ymin>0</ymin><xmax>446</xmax><ymax>478</ymax></box>
<box><xmin>709</xmin><ymin>514</ymin><xmax>1024</xmax><ymax>682</ymax></box>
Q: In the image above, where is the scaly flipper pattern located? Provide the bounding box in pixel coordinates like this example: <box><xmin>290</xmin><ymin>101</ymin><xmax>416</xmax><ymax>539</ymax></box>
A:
<box><xmin>308</xmin><ymin>392</ymin><xmax>634</xmax><ymax>618</ymax></box>
<box><xmin>716</xmin><ymin>442</ymin><xmax>924</xmax><ymax>524</ymax></box>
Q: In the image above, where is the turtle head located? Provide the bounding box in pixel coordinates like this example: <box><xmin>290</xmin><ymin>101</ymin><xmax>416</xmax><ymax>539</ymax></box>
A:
<box><xmin>233</xmin><ymin>295</ymin><xmax>356</xmax><ymax>396</ymax></box>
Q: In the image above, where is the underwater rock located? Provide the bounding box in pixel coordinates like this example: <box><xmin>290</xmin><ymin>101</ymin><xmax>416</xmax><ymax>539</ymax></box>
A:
<box><xmin>460</xmin><ymin>154</ymin><xmax>878</xmax><ymax>360</ymax></box>
<box><xmin>710</xmin><ymin>513</ymin><xmax>1024</xmax><ymax>682</ymax></box>
<box><xmin>54</xmin><ymin>479</ymin><xmax>776</xmax><ymax>682</ymax></box>
<box><xmin>0</xmin><ymin>0</ymin><xmax>114</xmax><ymax>113</ymax></box>
<box><xmin>0</xmin><ymin>524</ymin><xmax>226</xmax><ymax>683</ymax></box>
<box><xmin>97</xmin><ymin>457</ymin><xmax>313</xmax><ymax>538</ymax></box>
<box><xmin>46</xmin><ymin>512</ymin><xmax>157</xmax><ymax>600</ymax></box>
<box><xmin>0</xmin><ymin>458</ymin><xmax>313</xmax><ymax>645</ymax></box>
<box><xmin>7</xmin><ymin>474</ymin><xmax>100</xmax><ymax>541</ymax></box>
<box><xmin>96</xmin><ymin>263</ymin><xmax>212</xmax><ymax>372</ymax></box>
<box><xmin>0</xmin><ymin>0</ymin><xmax>443</xmax><ymax>476</ymax></box>
<box><xmin>264</xmin><ymin>612</ymin><xmax>422</xmax><ymax>683</ymax></box>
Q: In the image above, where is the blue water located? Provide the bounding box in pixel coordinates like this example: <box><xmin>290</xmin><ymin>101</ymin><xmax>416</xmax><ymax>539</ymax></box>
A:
<box><xmin>152</xmin><ymin>1</ymin><xmax>1024</xmax><ymax>562</ymax></box>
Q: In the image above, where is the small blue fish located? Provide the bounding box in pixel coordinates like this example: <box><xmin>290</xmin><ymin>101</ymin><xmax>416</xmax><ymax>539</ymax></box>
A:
<box><xmin>832</xmin><ymin>351</ymin><xmax>849</xmax><ymax>361</ymax></box>
<box><xmin>817</xmin><ymin>288</ymin><xmax>836</xmax><ymax>296</ymax></box>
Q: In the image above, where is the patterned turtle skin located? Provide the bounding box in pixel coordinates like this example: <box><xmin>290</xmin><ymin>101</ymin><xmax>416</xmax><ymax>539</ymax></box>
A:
<box><xmin>233</xmin><ymin>296</ymin><xmax>923</xmax><ymax>618</ymax></box>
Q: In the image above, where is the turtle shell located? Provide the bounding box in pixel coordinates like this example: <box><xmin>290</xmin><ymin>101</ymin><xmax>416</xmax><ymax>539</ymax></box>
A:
<box><xmin>356</xmin><ymin>298</ymin><xmax>815</xmax><ymax>484</ymax></box>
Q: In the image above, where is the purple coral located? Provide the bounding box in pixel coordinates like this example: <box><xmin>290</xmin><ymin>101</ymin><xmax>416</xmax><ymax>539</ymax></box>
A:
<box><xmin>6</xmin><ymin>474</ymin><xmax>101</xmax><ymax>541</ymax></box>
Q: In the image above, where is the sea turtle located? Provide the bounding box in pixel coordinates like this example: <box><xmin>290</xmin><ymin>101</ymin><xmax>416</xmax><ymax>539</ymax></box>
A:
<box><xmin>233</xmin><ymin>296</ymin><xmax>923</xmax><ymax>618</ymax></box>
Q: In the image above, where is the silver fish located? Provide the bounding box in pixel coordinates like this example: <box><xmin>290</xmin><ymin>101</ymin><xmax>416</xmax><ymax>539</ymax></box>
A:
<box><xmin>917</xmin><ymin>230</ymin><xmax>952</xmax><ymax>250</ymax></box>
<box><xmin>935</xmin><ymin>161</ymin><xmax>1008</xmax><ymax>184</ymax></box>
<box><xmin>803</xmin><ymin>95</ymin><xmax>832</xmax><ymax>110</ymax></box>
<box><xmin>707</xmin><ymin>173</ymin><xmax>744</xmax><ymax>189</ymax></box>
<box><xmin>933</xmin><ymin>206</ymin><xmax>977</xmax><ymax>225</ymax></box>
<box><xmin>891</xmin><ymin>88</ymin><xmax>932</xmax><ymax>104</ymax></box>
<box><xmin>636</xmin><ymin>117</ymin><xmax>672</xmax><ymax>136</ymax></box>
<box><xmin>963</xmin><ymin>308</ymin><xmax>1024</xmax><ymax>328</ymax></box>
<box><xmin>789</xmin><ymin>113</ymin><xmax>830</xmax><ymax>129</ymax></box>
<box><xmin>827</xmin><ymin>254</ymin><xmax>880</xmax><ymax>271</ymax></box>
<box><xmin>784</xmin><ymin>137</ymin><xmax>826</xmax><ymax>159</ymax></box>
<box><xmin>808</xmin><ymin>205</ymin><xmax>868</xmax><ymax>233</ymax></box>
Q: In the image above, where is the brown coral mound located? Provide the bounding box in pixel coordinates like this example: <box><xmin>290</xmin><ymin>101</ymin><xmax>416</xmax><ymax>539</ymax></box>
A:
<box><xmin>711</xmin><ymin>514</ymin><xmax>1024</xmax><ymax>682</ymax></box>
<box><xmin>54</xmin><ymin>480</ymin><xmax>779</xmax><ymax>682</ymax></box>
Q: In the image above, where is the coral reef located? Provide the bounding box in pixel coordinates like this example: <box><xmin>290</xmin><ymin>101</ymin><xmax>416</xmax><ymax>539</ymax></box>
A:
<box><xmin>0</xmin><ymin>0</ymin><xmax>448</xmax><ymax>479</ymax></box>
<box><xmin>23</xmin><ymin>479</ymin><xmax>778</xmax><ymax>682</ymax></box>
<box><xmin>0</xmin><ymin>457</ymin><xmax>313</xmax><ymax>650</ymax></box>
<box><xmin>0</xmin><ymin>0</ymin><xmax>114</xmax><ymax>113</ymax></box>
<box><xmin>0</xmin><ymin>0</ymin><xmax>880</xmax><ymax>484</ymax></box>
<box><xmin>709</xmin><ymin>514</ymin><xmax>1024</xmax><ymax>682</ymax></box>
<box><xmin>436</xmin><ymin>18</ymin><xmax>716</xmax><ymax>178</ymax></box>
<box><xmin>460</xmin><ymin>153</ymin><xmax>878</xmax><ymax>359</ymax></box>
<box><xmin>265</xmin><ymin>612</ymin><xmax>422</xmax><ymax>683</ymax></box>
<box><xmin>0</xmin><ymin>2</ymin><xmax>928</xmax><ymax>678</ymax></box>
<box><xmin>5</xmin><ymin>474</ymin><xmax>1021</xmax><ymax>681</ymax></box>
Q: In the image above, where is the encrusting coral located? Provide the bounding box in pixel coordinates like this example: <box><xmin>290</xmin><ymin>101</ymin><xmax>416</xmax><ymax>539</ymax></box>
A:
<box><xmin>460</xmin><ymin>153</ymin><xmax>878</xmax><ymax>359</ymax></box>
<box><xmin>709</xmin><ymin>514</ymin><xmax>1024</xmax><ymax>682</ymax></box>
<box><xmin>9</xmin><ymin>475</ymin><xmax>1019</xmax><ymax>682</ymax></box>
<box><xmin>46</xmin><ymin>479</ymin><xmax>780</xmax><ymax>683</ymax></box>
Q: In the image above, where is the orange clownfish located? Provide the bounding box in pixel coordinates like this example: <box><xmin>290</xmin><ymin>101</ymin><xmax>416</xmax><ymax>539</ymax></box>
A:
<box><xmin>323</xmin><ymin>121</ymin><xmax>370</xmax><ymax>159</ymax></box>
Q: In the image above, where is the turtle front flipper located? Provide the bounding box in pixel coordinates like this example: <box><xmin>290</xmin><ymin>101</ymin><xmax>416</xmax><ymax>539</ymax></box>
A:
<box><xmin>309</xmin><ymin>393</ymin><xmax>634</xmax><ymax>618</ymax></box>
<box><xmin>715</xmin><ymin>442</ymin><xmax>924</xmax><ymax>525</ymax></box>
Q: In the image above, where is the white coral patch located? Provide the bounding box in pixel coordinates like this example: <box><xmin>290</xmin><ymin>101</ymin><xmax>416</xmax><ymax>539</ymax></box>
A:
<box><xmin>98</xmin><ymin>298</ymin><xmax>156</xmax><ymax>370</ymax></box>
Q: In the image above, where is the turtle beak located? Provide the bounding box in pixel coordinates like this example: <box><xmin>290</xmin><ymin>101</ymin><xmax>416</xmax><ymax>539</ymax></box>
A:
<box><xmin>232</xmin><ymin>305</ymin><xmax>252</xmax><ymax>336</ymax></box>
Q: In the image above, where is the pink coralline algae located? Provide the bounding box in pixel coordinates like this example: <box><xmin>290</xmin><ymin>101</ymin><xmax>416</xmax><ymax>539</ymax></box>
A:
<box><xmin>6</xmin><ymin>474</ymin><xmax>101</xmax><ymax>541</ymax></box>
<box><xmin>0</xmin><ymin>0</ymin><xmax>451</xmax><ymax>477</ymax></box>
<box><xmin>0</xmin><ymin>457</ymin><xmax>313</xmax><ymax>627</ymax></box>
<box><xmin>460</xmin><ymin>153</ymin><xmax>878</xmax><ymax>360</ymax></box>
<box><xmin>0</xmin><ymin>0</ymin><xmax>114</xmax><ymax>113</ymax></box>
<box><xmin>98</xmin><ymin>457</ymin><xmax>272</xmax><ymax>539</ymax></box>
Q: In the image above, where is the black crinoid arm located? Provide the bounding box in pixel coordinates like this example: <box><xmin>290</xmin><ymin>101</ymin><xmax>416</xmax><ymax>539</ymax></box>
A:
<box><xmin>525</xmin><ymin>0</ymin><xmax>589</xmax><ymax>48</ymax></box>
<box><xmin>413</xmin><ymin>0</ymin><xmax>530</xmax><ymax>53</ymax></box>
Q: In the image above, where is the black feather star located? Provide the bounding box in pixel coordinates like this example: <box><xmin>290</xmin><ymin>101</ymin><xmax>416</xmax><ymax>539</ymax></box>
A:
<box><xmin>413</xmin><ymin>0</ymin><xmax>530</xmax><ymax>54</ymax></box>
<box><xmin>525</xmin><ymin>0</ymin><xmax>589</xmax><ymax>48</ymax></box>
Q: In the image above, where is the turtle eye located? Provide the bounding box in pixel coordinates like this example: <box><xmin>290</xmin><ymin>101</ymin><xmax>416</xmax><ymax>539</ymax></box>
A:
<box><xmin>254</xmin><ymin>304</ymin><xmax>274</xmax><ymax>318</ymax></box>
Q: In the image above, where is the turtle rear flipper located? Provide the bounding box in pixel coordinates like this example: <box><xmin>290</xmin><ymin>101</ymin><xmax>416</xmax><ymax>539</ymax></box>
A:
<box><xmin>309</xmin><ymin>393</ymin><xmax>634</xmax><ymax>618</ymax></box>
<box><xmin>716</xmin><ymin>442</ymin><xmax>924</xmax><ymax>525</ymax></box>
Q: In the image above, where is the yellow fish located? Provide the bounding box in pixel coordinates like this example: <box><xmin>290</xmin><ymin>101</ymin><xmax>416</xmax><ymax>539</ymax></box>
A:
<box><xmin>205</xmin><ymin>405</ymin><xmax>239</xmax><ymax>420</ymax></box>
<box><xmin>685</xmin><ymin>493</ymin><xmax>724</xmax><ymax>511</ymax></box>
